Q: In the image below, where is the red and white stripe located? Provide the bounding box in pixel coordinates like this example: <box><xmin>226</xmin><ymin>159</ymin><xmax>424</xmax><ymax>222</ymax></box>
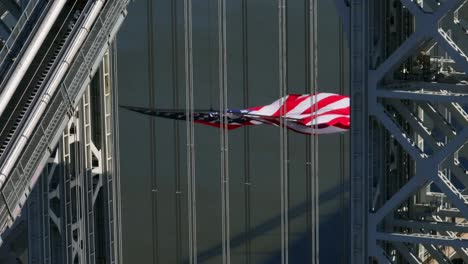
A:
<box><xmin>244</xmin><ymin>93</ymin><xmax>350</xmax><ymax>134</ymax></box>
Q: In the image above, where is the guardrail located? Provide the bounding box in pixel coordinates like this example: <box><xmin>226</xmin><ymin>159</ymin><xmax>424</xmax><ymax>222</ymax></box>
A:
<box><xmin>0</xmin><ymin>0</ymin><xmax>53</xmax><ymax>90</ymax></box>
<box><xmin>0</xmin><ymin>0</ymin><xmax>50</xmax><ymax>72</ymax></box>
<box><xmin>0</xmin><ymin>0</ymin><xmax>106</xmax><ymax>189</ymax></box>
<box><xmin>0</xmin><ymin>0</ymin><xmax>129</xmax><ymax>234</ymax></box>
<box><xmin>0</xmin><ymin>0</ymin><xmax>41</xmax><ymax>64</ymax></box>
<box><xmin>0</xmin><ymin>0</ymin><xmax>67</xmax><ymax>119</ymax></box>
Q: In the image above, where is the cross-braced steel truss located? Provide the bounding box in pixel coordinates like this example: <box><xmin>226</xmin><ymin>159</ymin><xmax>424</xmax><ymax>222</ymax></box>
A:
<box><xmin>26</xmin><ymin>51</ymin><xmax>120</xmax><ymax>264</ymax></box>
<box><xmin>348</xmin><ymin>0</ymin><xmax>468</xmax><ymax>263</ymax></box>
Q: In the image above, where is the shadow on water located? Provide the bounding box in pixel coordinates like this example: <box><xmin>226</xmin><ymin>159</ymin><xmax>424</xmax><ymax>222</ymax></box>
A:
<box><xmin>185</xmin><ymin>183</ymin><xmax>348</xmax><ymax>263</ymax></box>
<box><xmin>262</xmin><ymin>210</ymin><xmax>346</xmax><ymax>264</ymax></box>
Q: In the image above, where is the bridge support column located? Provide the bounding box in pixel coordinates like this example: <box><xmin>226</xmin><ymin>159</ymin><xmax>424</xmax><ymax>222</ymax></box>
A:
<box><xmin>344</xmin><ymin>0</ymin><xmax>468</xmax><ymax>262</ymax></box>
<box><xmin>27</xmin><ymin>50</ymin><xmax>121</xmax><ymax>264</ymax></box>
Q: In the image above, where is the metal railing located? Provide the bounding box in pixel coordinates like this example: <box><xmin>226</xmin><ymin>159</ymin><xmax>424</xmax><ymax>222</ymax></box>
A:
<box><xmin>0</xmin><ymin>0</ymin><xmax>49</xmax><ymax>71</ymax></box>
<box><xmin>0</xmin><ymin>0</ymin><xmax>129</xmax><ymax>235</ymax></box>
<box><xmin>0</xmin><ymin>0</ymin><xmax>65</xmax><ymax>119</ymax></box>
<box><xmin>0</xmin><ymin>0</ymin><xmax>39</xmax><ymax>61</ymax></box>
<box><xmin>0</xmin><ymin>2</ymin><xmax>85</xmax><ymax>166</ymax></box>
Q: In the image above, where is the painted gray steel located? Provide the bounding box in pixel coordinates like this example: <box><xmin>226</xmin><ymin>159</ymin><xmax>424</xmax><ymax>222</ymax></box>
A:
<box><xmin>0</xmin><ymin>1</ymin><xmax>128</xmax><ymax>258</ymax></box>
<box><xmin>348</xmin><ymin>0</ymin><xmax>468</xmax><ymax>262</ymax></box>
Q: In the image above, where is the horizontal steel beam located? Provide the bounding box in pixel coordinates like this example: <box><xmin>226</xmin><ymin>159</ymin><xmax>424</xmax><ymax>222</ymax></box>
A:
<box><xmin>391</xmin><ymin>219</ymin><xmax>468</xmax><ymax>233</ymax></box>
<box><xmin>377</xmin><ymin>232</ymin><xmax>468</xmax><ymax>248</ymax></box>
<box><xmin>377</xmin><ymin>89</ymin><xmax>468</xmax><ymax>104</ymax></box>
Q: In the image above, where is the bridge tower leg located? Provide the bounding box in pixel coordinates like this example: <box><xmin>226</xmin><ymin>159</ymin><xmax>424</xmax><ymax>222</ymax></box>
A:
<box><xmin>27</xmin><ymin>50</ymin><xmax>121</xmax><ymax>264</ymax></box>
<box><xmin>346</xmin><ymin>0</ymin><xmax>468</xmax><ymax>263</ymax></box>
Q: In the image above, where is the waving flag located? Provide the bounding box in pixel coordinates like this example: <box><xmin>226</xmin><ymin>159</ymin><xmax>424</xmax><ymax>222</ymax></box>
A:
<box><xmin>121</xmin><ymin>93</ymin><xmax>350</xmax><ymax>134</ymax></box>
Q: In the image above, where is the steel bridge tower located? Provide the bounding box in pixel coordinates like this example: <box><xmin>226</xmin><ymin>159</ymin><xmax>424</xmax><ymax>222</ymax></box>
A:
<box><xmin>344</xmin><ymin>0</ymin><xmax>468</xmax><ymax>263</ymax></box>
<box><xmin>0</xmin><ymin>0</ymin><xmax>128</xmax><ymax>262</ymax></box>
<box><xmin>26</xmin><ymin>49</ymin><xmax>121</xmax><ymax>264</ymax></box>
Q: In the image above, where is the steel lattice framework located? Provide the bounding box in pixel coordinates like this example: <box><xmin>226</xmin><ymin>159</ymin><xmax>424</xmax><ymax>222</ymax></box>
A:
<box><xmin>345</xmin><ymin>0</ymin><xmax>468</xmax><ymax>263</ymax></box>
<box><xmin>27</xmin><ymin>51</ymin><xmax>121</xmax><ymax>264</ymax></box>
<box><xmin>0</xmin><ymin>0</ymin><xmax>128</xmax><ymax>262</ymax></box>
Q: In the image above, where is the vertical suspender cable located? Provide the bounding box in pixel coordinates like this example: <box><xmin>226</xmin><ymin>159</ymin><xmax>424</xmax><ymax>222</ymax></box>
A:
<box><xmin>218</xmin><ymin>0</ymin><xmax>230</xmax><ymax>262</ymax></box>
<box><xmin>111</xmin><ymin>40</ymin><xmax>124</xmax><ymax>264</ymax></box>
<box><xmin>0</xmin><ymin>0</ymin><xmax>67</xmax><ymax>118</ymax></box>
<box><xmin>242</xmin><ymin>0</ymin><xmax>252</xmax><ymax>262</ymax></box>
<box><xmin>278</xmin><ymin>0</ymin><xmax>289</xmax><ymax>263</ymax></box>
<box><xmin>171</xmin><ymin>0</ymin><xmax>183</xmax><ymax>262</ymax></box>
<box><xmin>338</xmin><ymin>19</ymin><xmax>346</xmax><ymax>264</ymax></box>
<box><xmin>110</xmin><ymin>40</ymin><xmax>120</xmax><ymax>263</ymax></box>
<box><xmin>184</xmin><ymin>0</ymin><xmax>197</xmax><ymax>262</ymax></box>
<box><xmin>309</xmin><ymin>0</ymin><xmax>319</xmax><ymax>263</ymax></box>
<box><xmin>313</xmin><ymin>1</ymin><xmax>319</xmax><ymax>262</ymax></box>
<box><xmin>79</xmin><ymin>103</ymin><xmax>87</xmax><ymax>263</ymax></box>
<box><xmin>146</xmin><ymin>1</ymin><xmax>159</xmax><ymax>262</ymax></box>
<box><xmin>304</xmin><ymin>1</ymin><xmax>312</xmax><ymax>261</ymax></box>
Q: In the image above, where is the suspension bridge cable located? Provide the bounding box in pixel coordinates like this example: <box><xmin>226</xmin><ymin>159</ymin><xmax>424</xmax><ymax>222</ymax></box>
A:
<box><xmin>146</xmin><ymin>0</ymin><xmax>159</xmax><ymax>262</ymax></box>
<box><xmin>171</xmin><ymin>0</ymin><xmax>183</xmax><ymax>262</ymax></box>
<box><xmin>304</xmin><ymin>1</ymin><xmax>312</xmax><ymax>261</ymax></box>
<box><xmin>184</xmin><ymin>0</ymin><xmax>197</xmax><ymax>262</ymax></box>
<box><xmin>218</xmin><ymin>0</ymin><xmax>230</xmax><ymax>262</ymax></box>
<box><xmin>278</xmin><ymin>0</ymin><xmax>289</xmax><ymax>263</ymax></box>
<box><xmin>241</xmin><ymin>0</ymin><xmax>252</xmax><ymax>262</ymax></box>
<box><xmin>308</xmin><ymin>0</ymin><xmax>319</xmax><ymax>262</ymax></box>
<box><xmin>339</xmin><ymin>18</ymin><xmax>346</xmax><ymax>264</ymax></box>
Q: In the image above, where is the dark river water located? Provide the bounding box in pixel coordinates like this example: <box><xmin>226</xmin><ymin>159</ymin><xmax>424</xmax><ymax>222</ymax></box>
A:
<box><xmin>117</xmin><ymin>0</ymin><xmax>349</xmax><ymax>263</ymax></box>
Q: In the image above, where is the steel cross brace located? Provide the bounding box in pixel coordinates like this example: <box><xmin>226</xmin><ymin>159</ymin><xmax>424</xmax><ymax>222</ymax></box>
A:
<box><xmin>348</xmin><ymin>0</ymin><xmax>468</xmax><ymax>263</ymax></box>
<box><xmin>377</xmin><ymin>232</ymin><xmax>468</xmax><ymax>248</ymax></box>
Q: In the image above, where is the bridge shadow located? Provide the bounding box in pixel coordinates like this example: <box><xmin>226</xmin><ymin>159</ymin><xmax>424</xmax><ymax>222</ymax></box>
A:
<box><xmin>261</xmin><ymin>210</ymin><xmax>346</xmax><ymax>264</ymax></box>
<box><xmin>187</xmin><ymin>183</ymin><xmax>348</xmax><ymax>263</ymax></box>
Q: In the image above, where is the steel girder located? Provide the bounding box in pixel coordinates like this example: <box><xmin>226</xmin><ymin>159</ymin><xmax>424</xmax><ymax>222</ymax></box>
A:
<box><xmin>27</xmin><ymin>51</ymin><xmax>120</xmax><ymax>264</ymax></box>
<box><xmin>0</xmin><ymin>0</ymin><xmax>21</xmax><ymax>19</ymax></box>
<box><xmin>0</xmin><ymin>0</ymin><xmax>22</xmax><ymax>41</ymax></box>
<box><xmin>346</xmin><ymin>0</ymin><xmax>468</xmax><ymax>263</ymax></box>
<box><xmin>0</xmin><ymin>0</ymin><xmax>128</xmax><ymax>238</ymax></box>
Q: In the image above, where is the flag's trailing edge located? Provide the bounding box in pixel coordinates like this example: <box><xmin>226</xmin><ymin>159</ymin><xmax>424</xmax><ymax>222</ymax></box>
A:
<box><xmin>121</xmin><ymin>93</ymin><xmax>350</xmax><ymax>134</ymax></box>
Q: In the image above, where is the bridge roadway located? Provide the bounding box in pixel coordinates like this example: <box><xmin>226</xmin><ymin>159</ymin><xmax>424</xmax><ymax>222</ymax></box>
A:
<box><xmin>0</xmin><ymin>0</ymin><xmax>128</xmax><ymax>251</ymax></box>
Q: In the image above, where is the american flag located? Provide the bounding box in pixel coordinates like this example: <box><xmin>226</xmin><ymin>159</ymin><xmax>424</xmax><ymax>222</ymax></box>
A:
<box><xmin>121</xmin><ymin>93</ymin><xmax>350</xmax><ymax>134</ymax></box>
